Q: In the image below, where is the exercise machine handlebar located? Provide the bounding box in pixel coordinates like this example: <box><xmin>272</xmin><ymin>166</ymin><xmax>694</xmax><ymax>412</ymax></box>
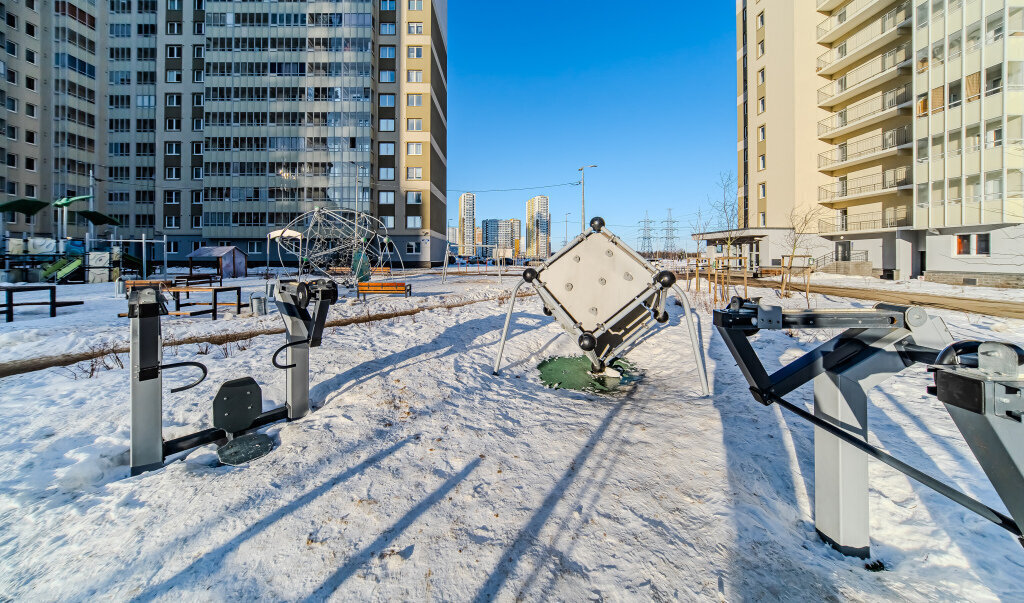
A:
<box><xmin>160</xmin><ymin>361</ymin><xmax>208</xmax><ymax>393</ymax></box>
<box><xmin>272</xmin><ymin>339</ymin><xmax>308</xmax><ymax>370</ymax></box>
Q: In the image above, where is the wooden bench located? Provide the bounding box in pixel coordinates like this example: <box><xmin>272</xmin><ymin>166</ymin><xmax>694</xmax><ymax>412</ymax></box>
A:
<box><xmin>174</xmin><ymin>273</ymin><xmax>223</xmax><ymax>288</ymax></box>
<box><xmin>166</xmin><ymin>285</ymin><xmax>242</xmax><ymax>320</ymax></box>
<box><xmin>124</xmin><ymin>279</ymin><xmax>174</xmax><ymax>296</ymax></box>
<box><xmin>357</xmin><ymin>281</ymin><xmax>411</xmax><ymax>300</ymax></box>
<box><xmin>370</xmin><ymin>267</ymin><xmax>391</xmax><ymax>275</ymax></box>
<box><xmin>2</xmin><ymin>285</ymin><xmax>85</xmax><ymax>322</ymax></box>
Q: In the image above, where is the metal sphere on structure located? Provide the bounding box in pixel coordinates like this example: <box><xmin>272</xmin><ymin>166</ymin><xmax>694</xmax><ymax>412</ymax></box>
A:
<box><xmin>275</xmin><ymin>207</ymin><xmax>402</xmax><ymax>285</ymax></box>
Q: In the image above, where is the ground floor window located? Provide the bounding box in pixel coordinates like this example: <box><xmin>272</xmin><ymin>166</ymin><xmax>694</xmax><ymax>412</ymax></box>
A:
<box><xmin>955</xmin><ymin>233</ymin><xmax>990</xmax><ymax>256</ymax></box>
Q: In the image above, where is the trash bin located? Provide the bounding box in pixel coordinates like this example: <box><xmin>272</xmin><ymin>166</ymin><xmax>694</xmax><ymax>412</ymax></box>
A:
<box><xmin>114</xmin><ymin>277</ymin><xmax>126</xmax><ymax>297</ymax></box>
<box><xmin>250</xmin><ymin>294</ymin><xmax>268</xmax><ymax>316</ymax></box>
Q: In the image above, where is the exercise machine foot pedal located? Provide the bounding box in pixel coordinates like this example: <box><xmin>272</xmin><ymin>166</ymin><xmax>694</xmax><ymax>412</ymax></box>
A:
<box><xmin>217</xmin><ymin>433</ymin><xmax>274</xmax><ymax>466</ymax></box>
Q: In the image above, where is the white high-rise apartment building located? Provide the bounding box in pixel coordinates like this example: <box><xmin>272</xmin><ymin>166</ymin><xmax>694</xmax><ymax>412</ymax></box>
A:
<box><xmin>526</xmin><ymin>195</ymin><xmax>550</xmax><ymax>258</ymax></box>
<box><xmin>458</xmin><ymin>192</ymin><xmax>475</xmax><ymax>256</ymax></box>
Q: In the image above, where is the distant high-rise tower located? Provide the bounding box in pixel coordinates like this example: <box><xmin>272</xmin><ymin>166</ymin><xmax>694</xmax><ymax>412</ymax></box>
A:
<box><xmin>458</xmin><ymin>192</ymin><xmax>476</xmax><ymax>255</ymax></box>
<box><xmin>481</xmin><ymin>218</ymin><xmax>501</xmax><ymax>258</ymax></box>
<box><xmin>526</xmin><ymin>195</ymin><xmax>551</xmax><ymax>258</ymax></box>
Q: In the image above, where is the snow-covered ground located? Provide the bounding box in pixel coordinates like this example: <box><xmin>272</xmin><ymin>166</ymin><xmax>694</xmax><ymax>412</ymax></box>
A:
<box><xmin>759</xmin><ymin>271</ymin><xmax>1023</xmax><ymax>302</ymax></box>
<box><xmin>1</xmin><ymin>274</ymin><xmax>1023</xmax><ymax>600</ymax></box>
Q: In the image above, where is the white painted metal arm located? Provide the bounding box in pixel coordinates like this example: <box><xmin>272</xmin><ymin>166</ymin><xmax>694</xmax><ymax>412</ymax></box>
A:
<box><xmin>492</xmin><ymin>279</ymin><xmax>527</xmax><ymax>375</ymax></box>
<box><xmin>672</xmin><ymin>284</ymin><xmax>710</xmax><ymax>395</ymax></box>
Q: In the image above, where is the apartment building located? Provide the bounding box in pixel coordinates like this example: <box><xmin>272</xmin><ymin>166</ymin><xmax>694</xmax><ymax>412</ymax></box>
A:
<box><xmin>525</xmin><ymin>195</ymin><xmax>550</xmax><ymax>259</ymax></box>
<box><xmin>718</xmin><ymin>0</ymin><xmax>1023</xmax><ymax>286</ymax></box>
<box><xmin>479</xmin><ymin>217</ymin><xmax>518</xmax><ymax>259</ymax></box>
<box><xmin>3</xmin><ymin>0</ymin><xmax>448</xmax><ymax>268</ymax></box>
<box><xmin>697</xmin><ymin>1</ymin><xmax>832</xmax><ymax>269</ymax></box>
<box><xmin>2</xmin><ymin>0</ymin><xmax>100</xmax><ymax>242</ymax></box>
<box><xmin>457</xmin><ymin>191</ymin><xmax>474</xmax><ymax>255</ymax></box>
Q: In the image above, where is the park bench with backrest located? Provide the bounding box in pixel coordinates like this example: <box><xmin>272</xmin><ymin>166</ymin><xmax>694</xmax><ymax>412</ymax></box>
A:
<box><xmin>357</xmin><ymin>281</ymin><xmax>411</xmax><ymax>300</ymax></box>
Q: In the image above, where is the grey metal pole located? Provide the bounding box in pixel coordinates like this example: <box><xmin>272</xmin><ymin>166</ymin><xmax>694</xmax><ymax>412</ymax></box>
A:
<box><xmin>141</xmin><ymin>232</ymin><xmax>147</xmax><ymax>278</ymax></box>
<box><xmin>88</xmin><ymin>170</ymin><xmax>95</xmax><ymax>249</ymax></box>
<box><xmin>671</xmin><ymin>284</ymin><xmax>710</xmax><ymax>396</ymax></box>
<box><xmin>162</xmin><ymin>234</ymin><xmax>168</xmax><ymax>278</ymax></box>
<box><xmin>492</xmin><ymin>279</ymin><xmax>526</xmax><ymax>374</ymax></box>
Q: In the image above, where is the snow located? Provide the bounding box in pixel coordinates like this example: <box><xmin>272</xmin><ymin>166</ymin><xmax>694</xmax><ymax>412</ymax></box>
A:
<box><xmin>758</xmin><ymin>271</ymin><xmax>1024</xmax><ymax>302</ymax></box>
<box><xmin>1</xmin><ymin>273</ymin><xmax>1023</xmax><ymax>600</ymax></box>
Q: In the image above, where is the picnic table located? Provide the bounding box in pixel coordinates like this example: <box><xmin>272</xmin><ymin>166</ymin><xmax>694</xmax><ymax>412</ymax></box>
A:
<box><xmin>166</xmin><ymin>285</ymin><xmax>242</xmax><ymax>320</ymax></box>
<box><xmin>124</xmin><ymin>279</ymin><xmax>175</xmax><ymax>296</ymax></box>
<box><xmin>2</xmin><ymin>284</ymin><xmax>85</xmax><ymax>322</ymax></box>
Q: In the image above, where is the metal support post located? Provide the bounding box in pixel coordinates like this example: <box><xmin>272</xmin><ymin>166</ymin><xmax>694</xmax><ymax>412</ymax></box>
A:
<box><xmin>129</xmin><ymin>287</ymin><xmax>167</xmax><ymax>475</ymax></box>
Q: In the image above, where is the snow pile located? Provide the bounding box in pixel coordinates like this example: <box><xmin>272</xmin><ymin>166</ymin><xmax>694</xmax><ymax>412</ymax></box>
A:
<box><xmin>0</xmin><ymin>276</ymin><xmax>1022</xmax><ymax>599</ymax></box>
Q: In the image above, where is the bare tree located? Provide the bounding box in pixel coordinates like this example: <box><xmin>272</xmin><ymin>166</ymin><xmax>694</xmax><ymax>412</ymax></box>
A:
<box><xmin>707</xmin><ymin>172</ymin><xmax>741</xmax><ymax>301</ymax></box>
<box><xmin>780</xmin><ymin>204</ymin><xmax>826</xmax><ymax>298</ymax></box>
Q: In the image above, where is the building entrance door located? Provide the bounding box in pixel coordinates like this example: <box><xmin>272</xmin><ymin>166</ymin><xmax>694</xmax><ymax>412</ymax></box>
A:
<box><xmin>836</xmin><ymin>241</ymin><xmax>851</xmax><ymax>262</ymax></box>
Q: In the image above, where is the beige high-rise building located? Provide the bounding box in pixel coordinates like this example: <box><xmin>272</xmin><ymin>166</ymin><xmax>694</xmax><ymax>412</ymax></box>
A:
<box><xmin>457</xmin><ymin>192</ymin><xmax>475</xmax><ymax>255</ymax></box>
<box><xmin>697</xmin><ymin>1</ymin><xmax>833</xmax><ymax>269</ymax></box>
<box><xmin>713</xmin><ymin>0</ymin><xmax>1024</xmax><ymax>286</ymax></box>
<box><xmin>526</xmin><ymin>195</ymin><xmax>550</xmax><ymax>258</ymax></box>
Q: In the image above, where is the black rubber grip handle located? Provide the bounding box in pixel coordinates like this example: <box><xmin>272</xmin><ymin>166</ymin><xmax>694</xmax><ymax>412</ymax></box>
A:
<box><xmin>272</xmin><ymin>339</ymin><xmax>308</xmax><ymax>370</ymax></box>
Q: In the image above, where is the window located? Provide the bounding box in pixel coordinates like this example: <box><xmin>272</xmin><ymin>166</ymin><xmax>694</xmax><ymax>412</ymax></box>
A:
<box><xmin>166</xmin><ymin>45</ymin><xmax>182</xmax><ymax>58</ymax></box>
<box><xmin>759</xmin><ymin>212</ymin><xmax>766</xmax><ymax>227</ymax></box>
<box><xmin>408</xmin><ymin>46</ymin><xmax>423</xmax><ymax>58</ymax></box>
<box><xmin>25</xmin><ymin>157</ymin><xmax>36</xmax><ymax>172</ymax></box>
<box><xmin>985</xmin><ymin>118</ymin><xmax>1003</xmax><ymax>148</ymax></box>
<box><xmin>26</xmin><ymin>131</ymin><xmax>36</xmax><ymax>144</ymax></box>
<box><xmin>757</xmin><ymin>97</ymin><xmax>765</xmax><ymax>113</ymax></box>
<box><xmin>25</xmin><ymin>49</ymin><xmax>36</xmax><ymax>64</ymax></box>
<box><xmin>165</xmin><ymin>166</ymin><xmax>181</xmax><ymax>180</ymax></box>
<box><xmin>757</xmin><ymin>68</ymin><xmax>765</xmax><ymax>85</ymax></box>
<box><xmin>247</xmin><ymin>241</ymin><xmax>263</xmax><ymax>254</ymax></box>
<box><xmin>166</xmin><ymin>118</ymin><xmax>181</xmax><ymax>131</ymax></box>
<box><xmin>192</xmin><ymin>142</ymin><xmax>204</xmax><ymax>156</ymax></box>
<box><xmin>379</xmin><ymin>118</ymin><xmax>395</xmax><ymax>132</ymax></box>
<box><xmin>380</xmin><ymin>45</ymin><xmax>396</xmax><ymax>59</ymax></box>
<box><xmin>381</xmin><ymin>22</ymin><xmax>396</xmax><ymax>35</ymax></box>
<box><xmin>379</xmin><ymin>191</ymin><xmax>395</xmax><ymax>205</ymax></box>
<box><xmin>381</xmin><ymin>0</ymin><xmax>396</xmax><ymax>8</ymax></box>
<box><xmin>406</xmin><ymin>217</ymin><xmax>422</xmax><ymax>229</ymax></box>
<box><xmin>379</xmin><ymin>167</ymin><xmax>395</xmax><ymax>180</ymax></box>
<box><xmin>166</xmin><ymin>70</ymin><xmax>182</xmax><ymax>83</ymax></box>
<box><xmin>956</xmin><ymin>234</ymin><xmax>972</xmax><ymax>255</ymax></box>
<box><xmin>164</xmin><ymin>190</ymin><xmax>181</xmax><ymax>204</ymax></box>
<box><xmin>192</xmin><ymin>118</ymin><xmax>203</xmax><ymax>131</ymax></box>
<box><xmin>166</xmin><ymin>93</ymin><xmax>182</xmax><ymax>107</ymax></box>
<box><xmin>193</xmin><ymin>22</ymin><xmax>205</xmax><ymax>35</ymax></box>
<box><xmin>407</xmin><ymin>94</ymin><xmax>423</xmax><ymax>107</ymax></box>
<box><xmin>407</xmin><ymin>142</ymin><xmax>423</xmax><ymax>155</ymax></box>
<box><xmin>166</xmin><ymin>21</ymin><xmax>182</xmax><ymax>35</ymax></box>
<box><xmin>407</xmin><ymin>118</ymin><xmax>423</xmax><ymax>131</ymax></box>
<box><xmin>758</xmin><ymin>154</ymin><xmax>766</xmax><ymax>170</ymax></box>
<box><xmin>166</xmin><ymin>241</ymin><xmax>179</xmax><ymax>254</ymax></box>
<box><xmin>409</xmin><ymin>0</ymin><xmax>423</xmax><ymax>9</ymax></box>
<box><xmin>758</xmin><ymin>183</ymin><xmax>766</xmax><ymax>198</ymax></box>
<box><xmin>192</xmin><ymin>70</ymin><xmax>204</xmax><ymax>83</ymax></box>
<box><xmin>757</xmin><ymin>40</ymin><xmax>765</xmax><ymax>57</ymax></box>
<box><xmin>193</xmin><ymin>45</ymin><xmax>204</xmax><ymax>59</ymax></box>
<box><xmin>756</xmin><ymin>11</ymin><xmax>764</xmax><ymax>28</ymax></box>
<box><xmin>380</xmin><ymin>70</ymin><xmax>396</xmax><ymax>82</ymax></box>
<box><xmin>165</xmin><ymin>215</ymin><xmax>180</xmax><ymax>229</ymax></box>
<box><xmin>191</xmin><ymin>190</ymin><xmax>204</xmax><ymax>205</ymax></box>
<box><xmin>165</xmin><ymin>142</ymin><xmax>181</xmax><ymax>155</ymax></box>
<box><xmin>379</xmin><ymin>93</ymin><xmax>395</xmax><ymax>107</ymax></box>
<box><xmin>407</xmin><ymin>191</ymin><xmax>422</xmax><ymax>204</ymax></box>
<box><xmin>407</xmin><ymin>167</ymin><xmax>422</xmax><ymax>180</ymax></box>
<box><xmin>408</xmin><ymin>22</ymin><xmax>423</xmax><ymax>34</ymax></box>
<box><xmin>192</xmin><ymin>167</ymin><xmax>203</xmax><ymax>180</ymax></box>
<box><xmin>407</xmin><ymin>70</ymin><xmax>423</xmax><ymax>82</ymax></box>
<box><xmin>757</xmin><ymin>125</ymin><xmax>765</xmax><ymax>141</ymax></box>
<box><xmin>976</xmin><ymin>233</ymin><xmax>991</xmax><ymax>255</ymax></box>
<box><xmin>379</xmin><ymin>142</ymin><xmax>395</xmax><ymax>155</ymax></box>
<box><xmin>192</xmin><ymin>215</ymin><xmax>203</xmax><ymax>229</ymax></box>
<box><xmin>26</xmin><ymin>104</ymin><xmax>35</xmax><ymax>118</ymax></box>
<box><xmin>192</xmin><ymin>93</ymin><xmax>204</xmax><ymax>107</ymax></box>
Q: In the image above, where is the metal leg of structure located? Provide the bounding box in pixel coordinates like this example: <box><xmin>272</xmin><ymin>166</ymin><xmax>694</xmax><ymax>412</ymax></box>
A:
<box><xmin>672</xmin><ymin>284</ymin><xmax>709</xmax><ymax>396</ymax></box>
<box><xmin>492</xmin><ymin>279</ymin><xmax>525</xmax><ymax>375</ymax></box>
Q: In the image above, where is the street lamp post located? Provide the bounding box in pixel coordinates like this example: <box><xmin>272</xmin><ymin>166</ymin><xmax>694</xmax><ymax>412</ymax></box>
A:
<box><xmin>563</xmin><ymin>211</ymin><xmax>570</xmax><ymax>248</ymax></box>
<box><xmin>578</xmin><ymin>165</ymin><xmax>597</xmax><ymax>234</ymax></box>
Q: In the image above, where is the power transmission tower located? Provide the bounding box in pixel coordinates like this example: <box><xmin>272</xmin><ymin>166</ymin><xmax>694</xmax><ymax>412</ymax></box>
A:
<box><xmin>662</xmin><ymin>209</ymin><xmax>678</xmax><ymax>255</ymax></box>
<box><xmin>638</xmin><ymin>212</ymin><xmax>655</xmax><ymax>256</ymax></box>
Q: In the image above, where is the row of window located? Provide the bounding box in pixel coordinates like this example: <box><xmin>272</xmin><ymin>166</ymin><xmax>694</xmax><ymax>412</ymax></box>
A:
<box><xmin>380</xmin><ymin>0</ymin><xmax>424</xmax><ymax>10</ymax></box>
<box><xmin>110</xmin><ymin>21</ymin><xmax>200</xmax><ymax>37</ymax></box>
<box><xmin>109</xmin><ymin>141</ymin><xmax>204</xmax><ymax>156</ymax></box>
<box><xmin>380</xmin><ymin>45</ymin><xmax>424</xmax><ymax>59</ymax></box>
<box><xmin>914</xmin><ymin>116</ymin><xmax>1021</xmax><ymax>160</ymax></box>
<box><xmin>110</xmin><ymin>45</ymin><xmax>204</xmax><ymax>60</ymax></box>
<box><xmin>378</xmin><ymin>167</ymin><xmax>423</xmax><ymax>180</ymax></box>
<box><xmin>110</xmin><ymin>0</ymin><xmax>192</xmax><ymax>13</ymax></box>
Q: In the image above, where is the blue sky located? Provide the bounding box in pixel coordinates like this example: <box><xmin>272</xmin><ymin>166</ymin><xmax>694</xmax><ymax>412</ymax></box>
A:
<box><xmin>445</xmin><ymin>2</ymin><xmax>737</xmax><ymax>250</ymax></box>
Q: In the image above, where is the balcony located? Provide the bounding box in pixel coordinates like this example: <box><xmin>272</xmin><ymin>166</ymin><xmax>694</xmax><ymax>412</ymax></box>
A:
<box><xmin>818</xmin><ymin>166</ymin><xmax>912</xmax><ymax>203</ymax></box>
<box><xmin>818</xmin><ymin>207</ymin><xmax>911</xmax><ymax>234</ymax></box>
<box><xmin>817</xmin><ymin>42</ymin><xmax>911</xmax><ymax>108</ymax></box>
<box><xmin>817</xmin><ymin>83</ymin><xmax>911</xmax><ymax>139</ymax></box>
<box><xmin>817</xmin><ymin>0</ymin><xmax>850</xmax><ymax>12</ymax></box>
<box><xmin>818</xmin><ymin>124</ymin><xmax>911</xmax><ymax>171</ymax></box>
<box><xmin>817</xmin><ymin>0</ymin><xmax>890</xmax><ymax>44</ymax></box>
<box><xmin>816</xmin><ymin>1</ymin><xmax>911</xmax><ymax>76</ymax></box>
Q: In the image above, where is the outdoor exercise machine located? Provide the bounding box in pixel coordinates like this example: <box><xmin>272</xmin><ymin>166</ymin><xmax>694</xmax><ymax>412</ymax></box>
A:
<box><xmin>493</xmin><ymin>217</ymin><xmax>709</xmax><ymax>395</ymax></box>
<box><xmin>714</xmin><ymin>297</ymin><xmax>1024</xmax><ymax>557</ymax></box>
<box><xmin>128</xmin><ymin>279</ymin><xmax>338</xmax><ymax>475</ymax></box>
